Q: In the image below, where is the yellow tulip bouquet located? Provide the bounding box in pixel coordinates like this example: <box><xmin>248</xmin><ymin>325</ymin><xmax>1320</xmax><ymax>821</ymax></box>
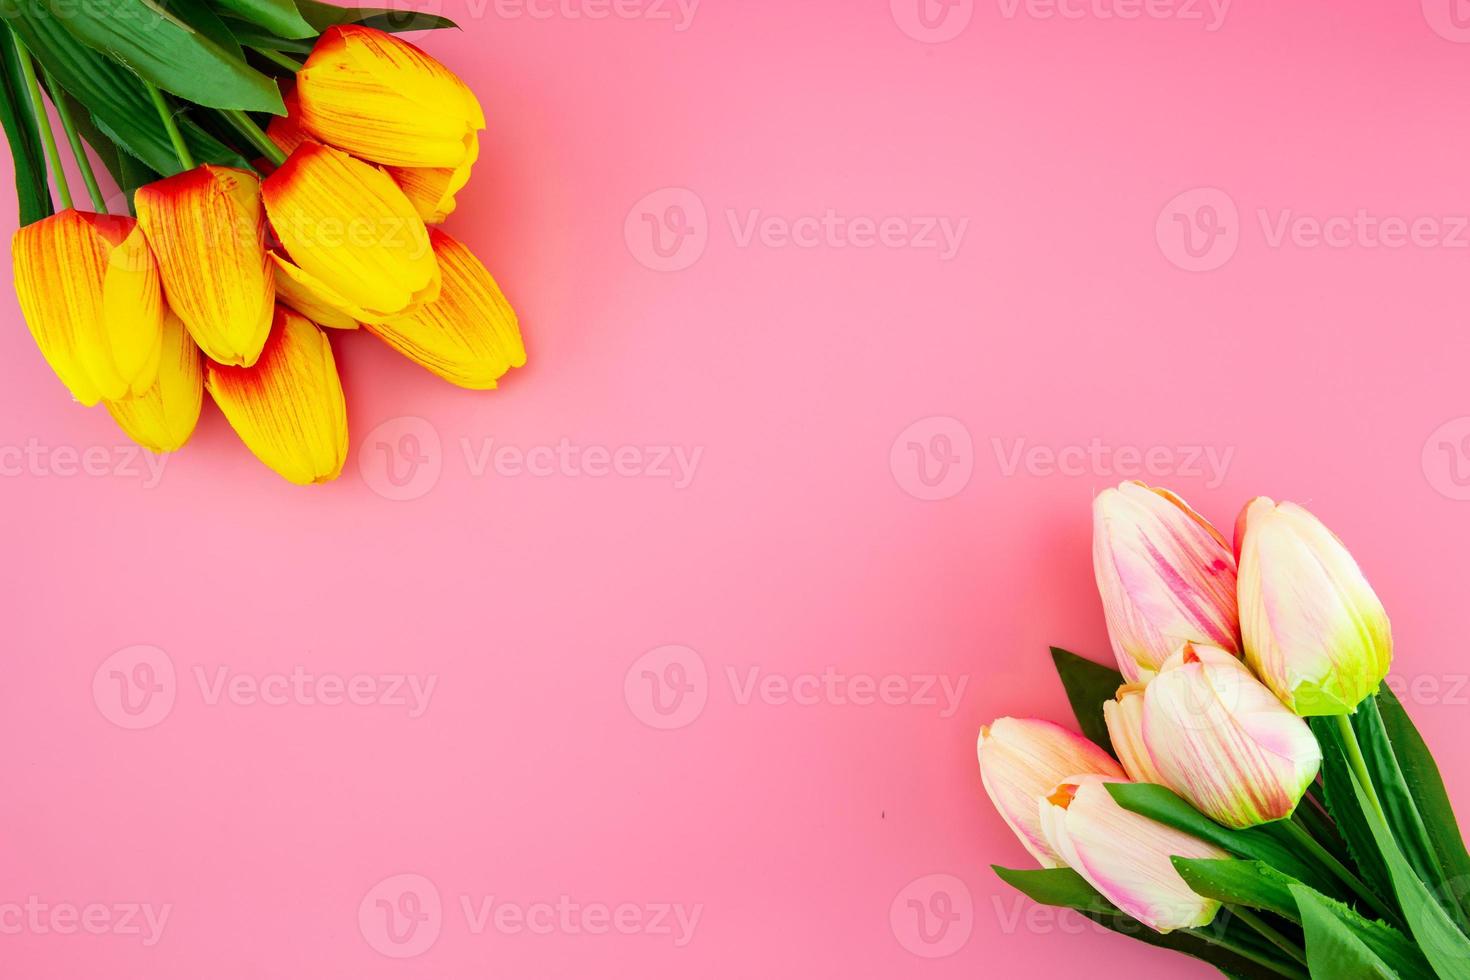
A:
<box><xmin>1</xmin><ymin>3</ymin><xmax>524</xmax><ymax>484</ymax></box>
<box><xmin>980</xmin><ymin>484</ymin><xmax>1469</xmax><ymax>978</ymax></box>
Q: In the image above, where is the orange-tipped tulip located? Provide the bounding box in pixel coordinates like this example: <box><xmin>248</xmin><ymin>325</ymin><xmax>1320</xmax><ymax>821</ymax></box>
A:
<box><xmin>12</xmin><ymin>209</ymin><xmax>165</xmax><ymax>405</ymax></box>
<box><xmin>295</xmin><ymin>25</ymin><xmax>484</xmax><ymax>170</ymax></box>
<box><xmin>135</xmin><ymin>166</ymin><xmax>274</xmax><ymax>367</ymax></box>
<box><xmin>262</xmin><ymin>141</ymin><xmax>440</xmax><ymax>324</ymax></box>
<box><xmin>1102</xmin><ymin>684</ymin><xmax>1168</xmax><ymax>786</ymax></box>
<box><xmin>977</xmin><ymin>718</ymin><xmax>1125</xmax><ymax>868</ymax></box>
<box><xmin>205</xmin><ymin>307</ymin><xmax>348</xmax><ymax>485</ymax></box>
<box><xmin>387</xmin><ymin>132</ymin><xmax>478</xmax><ymax>225</ymax></box>
<box><xmin>105</xmin><ymin>311</ymin><xmax>204</xmax><ymax>453</ymax></box>
<box><xmin>367</xmin><ymin>229</ymin><xmax>525</xmax><ymax>389</ymax></box>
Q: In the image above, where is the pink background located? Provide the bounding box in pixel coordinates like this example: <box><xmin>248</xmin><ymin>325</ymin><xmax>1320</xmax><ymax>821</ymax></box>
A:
<box><xmin>6</xmin><ymin>0</ymin><xmax>1470</xmax><ymax>976</ymax></box>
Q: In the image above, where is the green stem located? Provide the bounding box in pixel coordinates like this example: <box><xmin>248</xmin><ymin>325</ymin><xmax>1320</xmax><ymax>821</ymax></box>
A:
<box><xmin>1230</xmin><ymin>907</ymin><xmax>1307</xmax><ymax>967</ymax></box>
<box><xmin>1337</xmin><ymin>714</ymin><xmax>1387</xmax><ymax>823</ymax></box>
<box><xmin>249</xmin><ymin>45</ymin><xmax>303</xmax><ymax>72</ymax></box>
<box><xmin>221</xmin><ymin>108</ymin><xmax>285</xmax><ymax>167</ymax></box>
<box><xmin>47</xmin><ymin>77</ymin><xmax>106</xmax><ymax>213</ymax></box>
<box><xmin>1194</xmin><ymin>924</ymin><xmax>1310</xmax><ymax>980</ymax></box>
<box><xmin>145</xmin><ymin>82</ymin><xmax>195</xmax><ymax>171</ymax></box>
<box><xmin>1278</xmin><ymin>818</ymin><xmax>1401</xmax><ymax>927</ymax></box>
<box><xmin>14</xmin><ymin>38</ymin><xmax>70</xmax><ymax>210</ymax></box>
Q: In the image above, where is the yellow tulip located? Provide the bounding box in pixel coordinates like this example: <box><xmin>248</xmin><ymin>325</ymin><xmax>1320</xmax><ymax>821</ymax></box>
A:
<box><xmin>105</xmin><ymin>311</ymin><xmax>203</xmax><ymax>453</ymax></box>
<box><xmin>135</xmin><ymin>165</ymin><xmax>275</xmax><ymax>367</ymax></box>
<box><xmin>367</xmin><ymin>229</ymin><xmax>525</xmax><ymax>389</ymax></box>
<box><xmin>12</xmin><ymin>209</ymin><xmax>165</xmax><ymax>405</ymax></box>
<box><xmin>261</xmin><ymin>140</ymin><xmax>440</xmax><ymax>325</ymax></box>
<box><xmin>295</xmin><ymin>25</ymin><xmax>484</xmax><ymax>169</ymax></box>
<box><xmin>387</xmin><ymin>132</ymin><xmax>478</xmax><ymax>225</ymax></box>
<box><xmin>205</xmin><ymin>307</ymin><xmax>348</xmax><ymax>485</ymax></box>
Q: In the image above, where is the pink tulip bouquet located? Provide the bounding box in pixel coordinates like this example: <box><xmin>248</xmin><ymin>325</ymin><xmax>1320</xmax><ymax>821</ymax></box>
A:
<box><xmin>981</xmin><ymin>483</ymin><xmax>1469</xmax><ymax>978</ymax></box>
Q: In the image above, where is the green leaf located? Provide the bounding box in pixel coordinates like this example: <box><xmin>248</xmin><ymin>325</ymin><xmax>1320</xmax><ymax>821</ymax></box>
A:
<box><xmin>1049</xmin><ymin>646</ymin><xmax>1123</xmax><ymax>755</ymax></box>
<box><xmin>0</xmin><ymin>26</ymin><xmax>53</xmax><ymax>224</ymax></box>
<box><xmin>1374</xmin><ymin>685</ymin><xmax>1470</xmax><ymax>927</ymax></box>
<box><xmin>2</xmin><ymin>0</ymin><xmax>251</xmax><ymax>175</ymax></box>
<box><xmin>1313</xmin><ymin>714</ymin><xmax>1398</xmax><ymax>911</ymax></box>
<box><xmin>209</xmin><ymin>0</ymin><xmax>315</xmax><ymax>39</ymax></box>
<box><xmin>218</xmin><ymin>18</ymin><xmax>312</xmax><ymax>54</ymax></box>
<box><xmin>295</xmin><ymin>0</ymin><xmax>457</xmax><ymax>33</ymax></box>
<box><xmin>1347</xmin><ymin>764</ymin><xmax>1470</xmax><ymax>978</ymax></box>
<box><xmin>991</xmin><ymin>865</ymin><xmax>1288</xmax><ymax>979</ymax></box>
<box><xmin>1178</xmin><ymin>858</ymin><xmax>1436</xmax><ymax>979</ymax></box>
<box><xmin>40</xmin><ymin>0</ymin><xmax>284</xmax><ymax>112</ymax></box>
<box><xmin>1106</xmin><ymin>783</ymin><xmax>1336</xmax><ymax>895</ymax></box>
<box><xmin>159</xmin><ymin>0</ymin><xmax>246</xmax><ymax>59</ymax></box>
<box><xmin>1292</xmin><ymin>885</ymin><xmax>1399</xmax><ymax>980</ymax></box>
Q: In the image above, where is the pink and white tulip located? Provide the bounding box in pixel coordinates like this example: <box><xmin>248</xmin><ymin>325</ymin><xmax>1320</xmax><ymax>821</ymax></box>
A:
<box><xmin>1103</xmin><ymin>684</ymin><xmax>1168</xmax><ymax>786</ymax></box>
<box><xmin>1236</xmin><ymin>497</ymin><xmax>1392</xmax><ymax>716</ymax></box>
<box><xmin>1142</xmin><ymin>643</ymin><xmax>1321</xmax><ymax>829</ymax></box>
<box><xmin>977</xmin><ymin>718</ymin><xmax>1124</xmax><ymax>867</ymax></box>
<box><xmin>1038</xmin><ymin>774</ymin><xmax>1228</xmax><ymax>933</ymax></box>
<box><xmin>1093</xmin><ymin>482</ymin><xmax>1241</xmax><ymax>683</ymax></box>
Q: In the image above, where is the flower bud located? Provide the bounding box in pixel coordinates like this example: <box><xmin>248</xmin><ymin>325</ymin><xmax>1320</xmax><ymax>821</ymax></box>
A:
<box><xmin>1142</xmin><ymin>643</ymin><xmax>1321</xmax><ymax>829</ymax></box>
<box><xmin>1039</xmin><ymin>774</ymin><xmax>1229</xmax><ymax>933</ymax></box>
<box><xmin>1093</xmin><ymin>482</ymin><xmax>1241</xmax><ymax>682</ymax></box>
<box><xmin>1103</xmin><ymin>684</ymin><xmax>1168</xmax><ymax>785</ymax></box>
<box><xmin>977</xmin><ymin>718</ymin><xmax>1124</xmax><ymax>868</ymax></box>
<box><xmin>1236</xmin><ymin>498</ymin><xmax>1392</xmax><ymax>715</ymax></box>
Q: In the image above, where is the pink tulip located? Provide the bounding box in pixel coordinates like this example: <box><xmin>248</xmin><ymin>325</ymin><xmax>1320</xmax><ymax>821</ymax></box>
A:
<box><xmin>977</xmin><ymin>718</ymin><xmax>1124</xmax><ymax>867</ymax></box>
<box><xmin>1103</xmin><ymin>684</ymin><xmax>1168</xmax><ymax>785</ymax></box>
<box><xmin>1039</xmin><ymin>774</ymin><xmax>1229</xmax><ymax>933</ymax></box>
<box><xmin>1093</xmin><ymin>481</ymin><xmax>1241</xmax><ymax>682</ymax></box>
<box><xmin>1142</xmin><ymin>643</ymin><xmax>1321</xmax><ymax>829</ymax></box>
<box><xmin>1236</xmin><ymin>497</ymin><xmax>1392</xmax><ymax>716</ymax></box>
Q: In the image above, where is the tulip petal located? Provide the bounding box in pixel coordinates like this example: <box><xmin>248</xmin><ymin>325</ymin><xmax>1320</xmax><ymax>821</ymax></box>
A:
<box><xmin>205</xmin><ymin>307</ymin><xmax>348</xmax><ymax>485</ymax></box>
<box><xmin>135</xmin><ymin>166</ymin><xmax>274</xmax><ymax>367</ymax></box>
<box><xmin>1237</xmin><ymin>499</ymin><xmax>1392</xmax><ymax>715</ymax></box>
<box><xmin>387</xmin><ymin>132</ymin><xmax>477</xmax><ymax>225</ymax></box>
<box><xmin>270</xmin><ymin>252</ymin><xmax>362</xmax><ymax>330</ymax></box>
<box><xmin>1039</xmin><ymin>775</ymin><xmax>1228</xmax><ymax>933</ymax></box>
<box><xmin>1093</xmin><ymin>481</ymin><xmax>1240</xmax><ymax>682</ymax></box>
<box><xmin>977</xmin><ymin>718</ymin><xmax>1125</xmax><ymax>868</ymax></box>
<box><xmin>1142</xmin><ymin>643</ymin><xmax>1322</xmax><ymax>828</ymax></box>
<box><xmin>367</xmin><ymin>229</ymin><xmax>525</xmax><ymax>389</ymax></box>
<box><xmin>12</xmin><ymin>210</ymin><xmax>165</xmax><ymax>405</ymax></box>
<box><xmin>1103</xmin><ymin>685</ymin><xmax>1169</xmax><ymax>786</ymax></box>
<box><xmin>105</xmin><ymin>311</ymin><xmax>203</xmax><ymax>453</ymax></box>
<box><xmin>296</xmin><ymin>25</ymin><xmax>483</xmax><ymax>169</ymax></box>
<box><xmin>262</xmin><ymin>140</ymin><xmax>439</xmax><ymax>322</ymax></box>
